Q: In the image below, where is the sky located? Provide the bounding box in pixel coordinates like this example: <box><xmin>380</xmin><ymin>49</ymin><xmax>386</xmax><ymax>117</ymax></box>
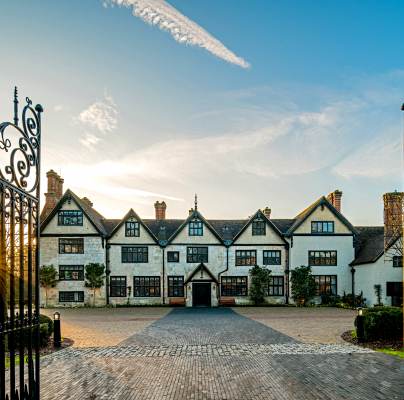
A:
<box><xmin>0</xmin><ymin>0</ymin><xmax>403</xmax><ymax>224</ymax></box>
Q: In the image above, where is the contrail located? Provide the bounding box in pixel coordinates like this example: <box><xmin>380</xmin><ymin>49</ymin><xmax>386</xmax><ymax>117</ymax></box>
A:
<box><xmin>106</xmin><ymin>0</ymin><xmax>250</xmax><ymax>68</ymax></box>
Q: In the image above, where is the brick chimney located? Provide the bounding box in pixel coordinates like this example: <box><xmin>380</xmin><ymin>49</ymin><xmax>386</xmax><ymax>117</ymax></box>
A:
<box><xmin>383</xmin><ymin>191</ymin><xmax>404</xmax><ymax>246</ymax></box>
<box><xmin>262</xmin><ymin>207</ymin><xmax>271</xmax><ymax>219</ymax></box>
<box><xmin>327</xmin><ymin>190</ymin><xmax>342</xmax><ymax>213</ymax></box>
<box><xmin>81</xmin><ymin>197</ymin><xmax>93</xmax><ymax>208</ymax></box>
<box><xmin>154</xmin><ymin>201</ymin><xmax>167</xmax><ymax>220</ymax></box>
<box><xmin>41</xmin><ymin>170</ymin><xmax>64</xmax><ymax>220</ymax></box>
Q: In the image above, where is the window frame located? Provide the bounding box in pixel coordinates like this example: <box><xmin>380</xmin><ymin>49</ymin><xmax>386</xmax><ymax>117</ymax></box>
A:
<box><xmin>110</xmin><ymin>276</ymin><xmax>127</xmax><ymax>297</ymax></box>
<box><xmin>252</xmin><ymin>218</ymin><xmax>266</xmax><ymax>236</ymax></box>
<box><xmin>189</xmin><ymin>219</ymin><xmax>203</xmax><ymax>236</ymax></box>
<box><xmin>59</xmin><ymin>265</ymin><xmax>84</xmax><ymax>281</ymax></box>
<box><xmin>59</xmin><ymin>291</ymin><xmax>84</xmax><ymax>303</ymax></box>
<box><xmin>125</xmin><ymin>221</ymin><xmax>140</xmax><ymax>237</ymax></box>
<box><xmin>221</xmin><ymin>276</ymin><xmax>248</xmax><ymax>296</ymax></box>
<box><xmin>308</xmin><ymin>250</ymin><xmax>337</xmax><ymax>266</ymax></box>
<box><xmin>313</xmin><ymin>275</ymin><xmax>337</xmax><ymax>296</ymax></box>
<box><xmin>186</xmin><ymin>247</ymin><xmax>208</xmax><ymax>263</ymax></box>
<box><xmin>59</xmin><ymin>238</ymin><xmax>84</xmax><ymax>254</ymax></box>
<box><xmin>311</xmin><ymin>221</ymin><xmax>335</xmax><ymax>234</ymax></box>
<box><xmin>263</xmin><ymin>250</ymin><xmax>281</xmax><ymax>265</ymax></box>
<box><xmin>392</xmin><ymin>255</ymin><xmax>403</xmax><ymax>268</ymax></box>
<box><xmin>121</xmin><ymin>246</ymin><xmax>148</xmax><ymax>263</ymax></box>
<box><xmin>57</xmin><ymin>210</ymin><xmax>83</xmax><ymax>226</ymax></box>
<box><xmin>167</xmin><ymin>251</ymin><xmax>180</xmax><ymax>263</ymax></box>
<box><xmin>168</xmin><ymin>276</ymin><xmax>184</xmax><ymax>297</ymax></box>
<box><xmin>267</xmin><ymin>276</ymin><xmax>284</xmax><ymax>296</ymax></box>
<box><xmin>133</xmin><ymin>276</ymin><xmax>161</xmax><ymax>297</ymax></box>
<box><xmin>235</xmin><ymin>250</ymin><xmax>257</xmax><ymax>266</ymax></box>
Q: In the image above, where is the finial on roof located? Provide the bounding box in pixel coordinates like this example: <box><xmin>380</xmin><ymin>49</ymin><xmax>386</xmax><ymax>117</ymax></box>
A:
<box><xmin>194</xmin><ymin>193</ymin><xmax>198</xmax><ymax>211</ymax></box>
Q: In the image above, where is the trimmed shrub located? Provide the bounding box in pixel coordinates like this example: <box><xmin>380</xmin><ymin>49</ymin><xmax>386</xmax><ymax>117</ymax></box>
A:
<box><xmin>320</xmin><ymin>294</ymin><xmax>341</xmax><ymax>306</ymax></box>
<box><xmin>356</xmin><ymin>307</ymin><xmax>403</xmax><ymax>341</ymax></box>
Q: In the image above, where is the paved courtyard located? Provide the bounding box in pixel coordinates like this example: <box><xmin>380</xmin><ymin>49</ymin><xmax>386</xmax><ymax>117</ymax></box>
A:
<box><xmin>36</xmin><ymin>307</ymin><xmax>404</xmax><ymax>399</ymax></box>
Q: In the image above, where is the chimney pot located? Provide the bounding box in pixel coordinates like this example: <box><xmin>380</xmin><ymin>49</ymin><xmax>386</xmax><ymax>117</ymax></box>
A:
<box><xmin>154</xmin><ymin>201</ymin><xmax>167</xmax><ymax>220</ymax></box>
<box><xmin>81</xmin><ymin>197</ymin><xmax>93</xmax><ymax>208</ymax></box>
<box><xmin>262</xmin><ymin>207</ymin><xmax>271</xmax><ymax>218</ymax></box>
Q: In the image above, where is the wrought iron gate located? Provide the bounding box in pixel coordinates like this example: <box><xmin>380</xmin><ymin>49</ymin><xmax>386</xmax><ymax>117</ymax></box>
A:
<box><xmin>0</xmin><ymin>88</ymin><xmax>43</xmax><ymax>400</ymax></box>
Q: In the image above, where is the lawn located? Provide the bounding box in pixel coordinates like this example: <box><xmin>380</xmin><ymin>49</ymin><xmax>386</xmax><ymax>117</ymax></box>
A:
<box><xmin>377</xmin><ymin>348</ymin><xmax>404</xmax><ymax>359</ymax></box>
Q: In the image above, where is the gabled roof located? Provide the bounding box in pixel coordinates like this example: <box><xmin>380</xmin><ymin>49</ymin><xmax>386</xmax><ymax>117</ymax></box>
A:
<box><xmin>108</xmin><ymin>209</ymin><xmax>159</xmax><ymax>243</ymax></box>
<box><xmin>40</xmin><ymin>189</ymin><xmax>108</xmax><ymax>236</ymax></box>
<box><xmin>286</xmin><ymin>196</ymin><xmax>356</xmax><ymax>236</ymax></box>
<box><xmin>184</xmin><ymin>263</ymin><xmax>218</xmax><ymax>284</ymax></box>
<box><xmin>232</xmin><ymin>210</ymin><xmax>287</xmax><ymax>244</ymax></box>
<box><xmin>350</xmin><ymin>226</ymin><xmax>385</xmax><ymax>266</ymax></box>
<box><xmin>166</xmin><ymin>210</ymin><xmax>224</xmax><ymax>244</ymax></box>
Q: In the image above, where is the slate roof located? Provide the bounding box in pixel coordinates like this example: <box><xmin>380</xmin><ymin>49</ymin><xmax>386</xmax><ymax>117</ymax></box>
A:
<box><xmin>351</xmin><ymin>226</ymin><xmax>385</xmax><ymax>266</ymax></box>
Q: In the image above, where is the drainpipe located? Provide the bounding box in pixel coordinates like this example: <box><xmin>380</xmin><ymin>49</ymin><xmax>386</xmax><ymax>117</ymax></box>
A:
<box><xmin>162</xmin><ymin>247</ymin><xmax>165</xmax><ymax>305</ymax></box>
<box><xmin>217</xmin><ymin>244</ymin><xmax>230</xmax><ymax>303</ymax></box>
<box><xmin>105</xmin><ymin>242</ymin><xmax>110</xmax><ymax>305</ymax></box>
<box><xmin>351</xmin><ymin>266</ymin><xmax>356</xmax><ymax>308</ymax></box>
<box><xmin>285</xmin><ymin>242</ymin><xmax>290</xmax><ymax>304</ymax></box>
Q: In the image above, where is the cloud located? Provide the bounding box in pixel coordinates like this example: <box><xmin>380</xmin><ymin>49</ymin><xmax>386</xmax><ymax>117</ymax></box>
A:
<box><xmin>105</xmin><ymin>0</ymin><xmax>250</xmax><ymax>68</ymax></box>
<box><xmin>80</xmin><ymin>133</ymin><xmax>102</xmax><ymax>150</ymax></box>
<box><xmin>53</xmin><ymin>104</ymin><xmax>63</xmax><ymax>112</ymax></box>
<box><xmin>78</xmin><ymin>94</ymin><xmax>118</xmax><ymax>133</ymax></box>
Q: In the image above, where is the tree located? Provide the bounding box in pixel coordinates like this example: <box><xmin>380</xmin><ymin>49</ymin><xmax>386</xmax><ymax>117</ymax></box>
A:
<box><xmin>85</xmin><ymin>263</ymin><xmax>105</xmax><ymax>307</ymax></box>
<box><xmin>290</xmin><ymin>265</ymin><xmax>316</xmax><ymax>306</ymax></box>
<box><xmin>249</xmin><ymin>265</ymin><xmax>271</xmax><ymax>305</ymax></box>
<box><xmin>39</xmin><ymin>265</ymin><xmax>58</xmax><ymax>307</ymax></box>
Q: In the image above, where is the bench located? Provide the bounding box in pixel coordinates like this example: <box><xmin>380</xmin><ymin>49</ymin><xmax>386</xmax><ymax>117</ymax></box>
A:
<box><xmin>219</xmin><ymin>297</ymin><xmax>236</xmax><ymax>306</ymax></box>
<box><xmin>169</xmin><ymin>298</ymin><xmax>186</xmax><ymax>306</ymax></box>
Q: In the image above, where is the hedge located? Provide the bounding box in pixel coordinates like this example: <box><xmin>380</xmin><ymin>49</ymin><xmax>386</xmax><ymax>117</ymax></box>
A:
<box><xmin>357</xmin><ymin>306</ymin><xmax>403</xmax><ymax>341</ymax></box>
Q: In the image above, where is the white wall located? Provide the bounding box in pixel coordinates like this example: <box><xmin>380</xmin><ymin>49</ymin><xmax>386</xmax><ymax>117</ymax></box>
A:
<box><xmin>355</xmin><ymin>257</ymin><xmax>402</xmax><ymax>306</ymax></box>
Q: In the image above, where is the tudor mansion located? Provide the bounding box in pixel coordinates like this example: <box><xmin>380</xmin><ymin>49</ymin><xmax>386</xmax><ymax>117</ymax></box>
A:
<box><xmin>39</xmin><ymin>170</ymin><xmax>403</xmax><ymax>308</ymax></box>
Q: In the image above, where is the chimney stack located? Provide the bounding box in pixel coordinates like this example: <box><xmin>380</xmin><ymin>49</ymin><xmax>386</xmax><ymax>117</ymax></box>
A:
<box><xmin>383</xmin><ymin>191</ymin><xmax>404</xmax><ymax>246</ymax></box>
<box><xmin>81</xmin><ymin>197</ymin><xmax>93</xmax><ymax>208</ymax></box>
<box><xmin>154</xmin><ymin>201</ymin><xmax>167</xmax><ymax>220</ymax></box>
<box><xmin>262</xmin><ymin>207</ymin><xmax>271</xmax><ymax>219</ymax></box>
<box><xmin>41</xmin><ymin>170</ymin><xmax>64</xmax><ymax>220</ymax></box>
<box><xmin>327</xmin><ymin>190</ymin><xmax>342</xmax><ymax>213</ymax></box>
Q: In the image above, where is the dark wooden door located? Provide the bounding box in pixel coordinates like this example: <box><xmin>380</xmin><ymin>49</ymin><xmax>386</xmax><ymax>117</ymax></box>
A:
<box><xmin>192</xmin><ymin>283</ymin><xmax>211</xmax><ymax>307</ymax></box>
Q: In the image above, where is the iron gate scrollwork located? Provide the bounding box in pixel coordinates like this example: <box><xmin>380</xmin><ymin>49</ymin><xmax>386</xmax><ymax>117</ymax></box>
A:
<box><xmin>0</xmin><ymin>87</ymin><xmax>43</xmax><ymax>400</ymax></box>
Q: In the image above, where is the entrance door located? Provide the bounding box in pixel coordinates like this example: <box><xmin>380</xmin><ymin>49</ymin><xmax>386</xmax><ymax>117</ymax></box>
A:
<box><xmin>192</xmin><ymin>282</ymin><xmax>211</xmax><ymax>307</ymax></box>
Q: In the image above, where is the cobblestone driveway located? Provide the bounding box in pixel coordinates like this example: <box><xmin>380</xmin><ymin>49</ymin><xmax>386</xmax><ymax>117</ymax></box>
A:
<box><xmin>37</xmin><ymin>308</ymin><xmax>403</xmax><ymax>399</ymax></box>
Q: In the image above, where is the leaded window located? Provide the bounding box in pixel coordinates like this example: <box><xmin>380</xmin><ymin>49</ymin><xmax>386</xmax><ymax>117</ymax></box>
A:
<box><xmin>110</xmin><ymin>276</ymin><xmax>127</xmax><ymax>297</ymax></box>
<box><xmin>134</xmin><ymin>276</ymin><xmax>160</xmax><ymax>297</ymax></box>
<box><xmin>57</xmin><ymin>210</ymin><xmax>83</xmax><ymax>226</ymax></box>
<box><xmin>308</xmin><ymin>250</ymin><xmax>337</xmax><ymax>266</ymax></box>
<box><xmin>221</xmin><ymin>276</ymin><xmax>248</xmax><ymax>296</ymax></box>
<box><xmin>167</xmin><ymin>251</ymin><xmax>180</xmax><ymax>263</ymax></box>
<box><xmin>311</xmin><ymin>221</ymin><xmax>334</xmax><ymax>234</ymax></box>
<box><xmin>168</xmin><ymin>276</ymin><xmax>184</xmax><ymax>297</ymax></box>
<box><xmin>393</xmin><ymin>256</ymin><xmax>403</xmax><ymax>268</ymax></box>
<box><xmin>59</xmin><ymin>265</ymin><xmax>84</xmax><ymax>281</ymax></box>
<box><xmin>235</xmin><ymin>250</ymin><xmax>256</xmax><ymax>266</ymax></box>
<box><xmin>263</xmin><ymin>250</ymin><xmax>281</xmax><ymax>265</ymax></box>
<box><xmin>125</xmin><ymin>221</ymin><xmax>140</xmax><ymax>237</ymax></box>
<box><xmin>268</xmin><ymin>276</ymin><xmax>284</xmax><ymax>296</ymax></box>
<box><xmin>187</xmin><ymin>247</ymin><xmax>208</xmax><ymax>263</ymax></box>
<box><xmin>314</xmin><ymin>275</ymin><xmax>337</xmax><ymax>295</ymax></box>
<box><xmin>252</xmin><ymin>218</ymin><xmax>266</xmax><ymax>236</ymax></box>
<box><xmin>122</xmin><ymin>246</ymin><xmax>148</xmax><ymax>263</ymax></box>
<box><xmin>189</xmin><ymin>219</ymin><xmax>203</xmax><ymax>236</ymax></box>
<box><xmin>59</xmin><ymin>238</ymin><xmax>84</xmax><ymax>254</ymax></box>
<box><xmin>59</xmin><ymin>291</ymin><xmax>84</xmax><ymax>302</ymax></box>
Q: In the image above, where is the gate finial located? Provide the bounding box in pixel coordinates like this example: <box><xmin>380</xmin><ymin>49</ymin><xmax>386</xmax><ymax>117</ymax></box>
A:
<box><xmin>13</xmin><ymin>86</ymin><xmax>19</xmax><ymax>126</ymax></box>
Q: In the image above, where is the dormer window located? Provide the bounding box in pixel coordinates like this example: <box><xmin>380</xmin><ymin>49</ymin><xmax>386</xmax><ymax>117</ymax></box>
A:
<box><xmin>125</xmin><ymin>221</ymin><xmax>140</xmax><ymax>237</ymax></box>
<box><xmin>189</xmin><ymin>219</ymin><xmax>203</xmax><ymax>236</ymax></box>
<box><xmin>252</xmin><ymin>217</ymin><xmax>266</xmax><ymax>236</ymax></box>
<box><xmin>58</xmin><ymin>210</ymin><xmax>83</xmax><ymax>226</ymax></box>
<box><xmin>311</xmin><ymin>221</ymin><xmax>334</xmax><ymax>234</ymax></box>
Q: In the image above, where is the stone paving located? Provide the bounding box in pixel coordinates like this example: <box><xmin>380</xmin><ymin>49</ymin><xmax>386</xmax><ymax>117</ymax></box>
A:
<box><xmin>10</xmin><ymin>307</ymin><xmax>404</xmax><ymax>399</ymax></box>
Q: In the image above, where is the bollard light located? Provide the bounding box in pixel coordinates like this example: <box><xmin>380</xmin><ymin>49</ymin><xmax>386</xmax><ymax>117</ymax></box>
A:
<box><xmin>357</xmin><ymin>308</ymin><xmax>363</xmax><ymax>317</ymax></box>
<box><xmin>356</xmin><ymin>307</ymin><xmax>365</xmax><ymax>343</ymax></box>
<box><xmin>53</xmin><ymin>311</ymin><xmax>62</xmax><ymax>348</ymax></box>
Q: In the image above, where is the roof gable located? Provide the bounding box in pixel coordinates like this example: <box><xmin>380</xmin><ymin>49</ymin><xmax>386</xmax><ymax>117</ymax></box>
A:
<box><xmin>185</xmin><ymin>263</ymin><xmax>218</xmax><ymax>284</ymax></box>
<box><xmin>108</xmin><ymin>209</ymin><xmax>158</xmax><ymax>244</ymax></box>
<box><xmin>40</xmin><ymin>189</ymin><xmax>107</xmax><ymax>236</ymax></box>
<box><xmin>232</xmin><ymin>210</ymin><xmax>287</xmax><ymax>244</ymax></box>
<box><xmin>287</xmin><ymin>196</ymin><xmax>356</xmax><ymax>235</ymax></box>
